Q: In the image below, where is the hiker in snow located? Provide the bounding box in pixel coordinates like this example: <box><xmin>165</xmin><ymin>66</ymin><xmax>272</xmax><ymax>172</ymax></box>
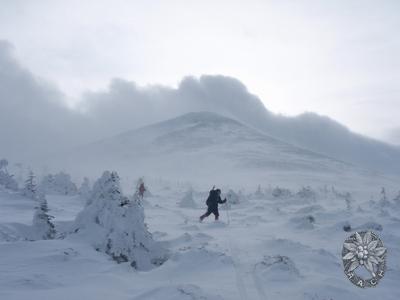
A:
<box><xmin>200</xmin><ymin>188</ymin><xmax>227</xmax><ymax>221</ymax></box>
<box><xmin>138</xmin><ymin>182</ymin><xmax>146</xmax><ymax>199</ymax></box>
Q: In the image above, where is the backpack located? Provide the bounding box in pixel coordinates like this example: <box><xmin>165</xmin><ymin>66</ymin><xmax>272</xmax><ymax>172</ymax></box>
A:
<box><xmin>206</xmin><ymin>189</ymin><xmax>218</xmax><ymax>206</ymax></box>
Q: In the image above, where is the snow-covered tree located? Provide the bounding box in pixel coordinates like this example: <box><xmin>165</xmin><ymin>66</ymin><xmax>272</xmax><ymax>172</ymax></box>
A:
<box><xmin>272</xmin><ymin>186</ymin><xmax>291</xmax><ymax>199</ymax></box>
<box><xmin>32</xmin><ymin>194</ymin><xmax>56</xmax><ymax>240</ymax></box>
<box><xmin>296</xmin><ymin>186</ymin><xmax>316</xmax><ymax>202</ymax></box>
<box><xmin>73</xmin><ymin>171</ymin><xmax>167</xmax><ymax>270</ymax></box>
<box><xmin>393</xmin><ymin>191</ymin><xmax>400</xmax><ymax>206</ymax></box>
<box><xmin>379</xmin><ymin>187</ymin><xmax>390</xmax><ymax>207</ymax></box>
<box><xmin>344</xmin><ymin>192</ymin><xmax>352</xmax><ymax>211</ymax></box>
<box><xmin>22</xmin><ymin>171</ymin><xmax>36</xmax><ymax>199</ymax></box>
<box><xmin>39</xmin><ymin>172</ymin><xmax>78</xmax><ymax>195</ymax></box>
<box><xmin>253</xmin><ymin>185</ymin><xmax>264</xmax><ymax>198</ymax></box>
<box><xmin>178</xmin><ymin>188</ymin><xmax>197</xmax><ymax>208</ymax></box>
<box><xmin>226</xmin><ymin>189</ymin><xmax>240</xmax><ymax>204</ymax></box>
<box><xmin>0</xmin><ymin>159</ymin><xmax>18</xmax><ymax>191</ymax></box>
<box><xmin>78</xmin><ymin>177</ymin><xmax>91</xmax><ymax>199</ymax></box>
<box><xmin>0</xmin><ymin>159</ymin><xmax>8</xmax><ymax>170</ymax></box>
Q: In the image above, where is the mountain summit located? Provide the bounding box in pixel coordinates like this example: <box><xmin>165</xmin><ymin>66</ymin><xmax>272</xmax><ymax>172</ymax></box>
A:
<box><xmin>57</xmin><ymin>111</ymin><xmax>388</xmax><ymax>187</ymax></box>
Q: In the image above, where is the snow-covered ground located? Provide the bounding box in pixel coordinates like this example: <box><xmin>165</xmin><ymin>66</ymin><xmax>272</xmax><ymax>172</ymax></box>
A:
<box><xmin>1</xmin><ymin>180</ymin><xmax>400</xmax><ymax>300</ymax></box>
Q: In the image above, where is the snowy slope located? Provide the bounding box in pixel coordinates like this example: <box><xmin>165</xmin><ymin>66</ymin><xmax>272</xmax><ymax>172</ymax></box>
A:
<box><xmin>1</xmin><ymin>182</ymin><xmax>400</xmax><ymax>300</ymax></box>
<box><xmin>53</xmin><ymin>111</ymin><xmax>397</xmax><ymax>190</ymax></box>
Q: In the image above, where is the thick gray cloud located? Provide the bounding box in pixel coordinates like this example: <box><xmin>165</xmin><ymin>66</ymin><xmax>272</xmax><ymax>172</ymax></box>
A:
<box><xmin>79</xmin><ymin>75</ymin><xmax>270</xmax><ymax>137</ymax></box>
<box><xmin>386</xmin><ymin>128</ymin><xmax>400</xmax><ymax>145</ymax></box>
<box><xmin>0</xmin><ymin>41</ymin><xmax>88</xmax><ymax>161</ymax></box>
<box><xmin>1</xmin><ymin>40</ymin><xmax>400</xmax><ymax>174</ymax></box>
<box><xmin>1</xmin><ymin>40</ymin><xmax>273</xmax><ymax>162</ymax></box>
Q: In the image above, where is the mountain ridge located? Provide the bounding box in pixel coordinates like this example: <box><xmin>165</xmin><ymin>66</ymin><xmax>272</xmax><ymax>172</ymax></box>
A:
<box><xmin>48</xmin><ymin>111</ymin><xmax>397</xmax><ymax>189</ymax></box>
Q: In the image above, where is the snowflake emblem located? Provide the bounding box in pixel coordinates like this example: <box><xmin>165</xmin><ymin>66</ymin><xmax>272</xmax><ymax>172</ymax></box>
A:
<box><xmin>342</xmin><ymin>231</ymin><xmax>387</xmax><ymax>288</ymax></box>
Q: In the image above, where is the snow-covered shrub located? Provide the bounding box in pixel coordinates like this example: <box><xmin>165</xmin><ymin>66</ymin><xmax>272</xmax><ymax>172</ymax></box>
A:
<box><xmin>0</xmin><ymin>159</ymin><xmax>8</xmax><ymax>169</ymax></box>
<box><xmin>271</xmin><ymin>186</ymin><xmax>291</xmax><ymax>199</ymax></box>
<box><xmin>344</xmin><ymin>193</ymin><xmax>353</xmax><ymax>211</ymax></box>
<box><xmin>78</xmin><ymin>177</ymin><xmax>91</xmax><ymax>199</ymax></box>
<box><xmin>252</xmin><ymin>185</ymin><xmax>265</xmax><ymax>198</ymax></box>
<box><xmin>379</xmin><ymin>187</ymin><xmax>391</xmax><ymax>207</ymax></box>
<box><xmin>226</xmin><ymin>189</ymin><xmax>240</xmax><ymax>204</ymax></box>
<box><xmin>32</xmin><ymin>194</ymin><xmax>56</xmax><ymax>240</ymax></box>
<box><xmin>342</xmin><ymin>222</ymin><xmax>352</xmax><ymax>232</ymax></box>
<box><xmin>393</xmin><ymin>191</ymin><xmax>400</xmax><ymax>207</ymax></box>
<box><xmin>0</xmin><ymin>159</ymin><xmax>18</xmax><ymax>191</ymax></box>
<box><xmin>331</xmin><ymin>188</ymin><xmax>353</xmax><ymax>210</ymax></box>
<box><xmin>178</xmin><ymin>188</ymin><xmax>197</xmax><ymax>208</ymax></box>
<box><xmin>22</xmin><ymin>171</ymin><xmax>37</xmax><ymax>199</ymax></box>
<box><xmin>295</xmin><ymin>186</ymin><xmax>316</xmax><ymax>202</ymax></box>
<box><xmin>39</xmin><ymin>172</ymin><xmax>78</xmax><ymax>195</ymax></box>
<box><xmin>73</xmin><ymin>171</ymin><xmax>167</xmax><ymax>270</ymax></box>
<box><xmin>0</xmin><ymin>170</ymin><xmax>18</xmax><ymax>191</ymax></box>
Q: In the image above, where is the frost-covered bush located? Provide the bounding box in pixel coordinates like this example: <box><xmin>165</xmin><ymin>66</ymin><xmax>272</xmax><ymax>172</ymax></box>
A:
<box><xmin>253</xmin><ymin>185</ymin><xmax>265</xmax><ymax>198</ymax></box>
<box><xmin>39</xmin><ymin>172</ymin><xmax>78</xmax><ymax>195</ymax></box>
<box><xmin>0</xmin><ymin>159</ymin><xmax>18</xmax><ymax>191</ymax></box>
<box><xmin>295</xmin><ymin>186</ymin><xmax>316</xmax><ymax>202</ymax></box>
<box><xmin>393</xmin><ymin>191</ymin><xmax>400</xmax><ymax>207</ymax></box>
<box><xmin>271</xmin><ymin>187</ymin><xmax>291</xmax><ymax>199</ymax></box>
<box><xmin>73</xmin><ymin>171</ymin><xmax>167</xmax><ymax>270</ymax></box>
<box><xmin>22</xmin><ymin>171</ymin><xmax>37</xmax><ymax>199</ymax></box>
<box><xmin>379</xmin><ymin>187</ymin><xmax>391</xmax><ymax>207</ymax></box>
<box><xmin>248</xmin><ymin>185</ymin><xmax>265</xmax><ymax>199</ymax></box>
<box><xmin>32</xmin><ymin>194</ymin><xmax>56</xmax><ymax>240</ymax></box>
<box><xmin>226</xmin><ymin>189</ymin><xmax>240</xmax><ymax>204</ymax></box>
<box><xmin>178</xmin><ymin>188</ymin><xmax>197</xmax><ymax>208</ymax></box>
<box><xmin>331</xmin><ymin>188</ymin><xmax>353</xmax><ymax>210</ymax></box>
<box><xmin>78</xmin><ymin>177</ymin><xmax>91</xmax><ymax>199</ymax></box>
<box><xmin>0</xmin><ymin>169</ymin><xmax>18</xmax><ymax>191</ymax></box>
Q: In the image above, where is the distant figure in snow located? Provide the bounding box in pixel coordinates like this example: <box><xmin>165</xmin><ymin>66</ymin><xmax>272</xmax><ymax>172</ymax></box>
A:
<box><xmin>200</xmin><ymin>188</ymin><xmax>227</xmax><ymax>221</ymax></box>
<box><xmin>138</xmin><ymin>182</ymin><xmax>146</xmax><ymax>199</ymax></box>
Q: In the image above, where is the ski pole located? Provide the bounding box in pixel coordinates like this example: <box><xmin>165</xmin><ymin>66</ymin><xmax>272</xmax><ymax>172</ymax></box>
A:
<box><xmin>225</xmin><ymin>199</ymin><xmax>231</xmax><ymax>225</ymax></box>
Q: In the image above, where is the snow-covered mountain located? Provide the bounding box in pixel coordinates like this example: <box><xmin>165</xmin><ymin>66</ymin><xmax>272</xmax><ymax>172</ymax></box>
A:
<box><xmin>2</xmin><ymin>44</ymin><xmax>400</xmax><ymax>176</ymax></box>
<box><xmin>165</xmin><ymin>76</ymin><xmax>400</xmax><ymax>175</ymax></box>
<box><xmin>76</xmin><ymin>75</ymin><xmax>400</xmax><ymax>176</ymax></box>
<box><xmin>56</xmin><ymin>111</ymin><xmax>396</xmax><ymax>190</ymax></box>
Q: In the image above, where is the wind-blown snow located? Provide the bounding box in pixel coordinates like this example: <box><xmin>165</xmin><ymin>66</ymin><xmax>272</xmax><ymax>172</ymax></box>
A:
<box><xmin>1</xmin><ymin>177</ymin><xmax>400</xmax><ymax>299</ymax></box>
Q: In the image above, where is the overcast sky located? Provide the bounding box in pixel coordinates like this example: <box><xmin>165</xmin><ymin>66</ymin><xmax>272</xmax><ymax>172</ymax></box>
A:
<box><xmin>1</xmin><ymin>0</ymin><xmax>399</xmax><ymax>144</ymax></box>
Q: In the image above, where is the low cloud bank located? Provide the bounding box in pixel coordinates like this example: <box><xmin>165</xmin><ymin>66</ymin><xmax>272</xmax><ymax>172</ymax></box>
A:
<box><xmin>1</xmin><ymin>40</ymin><xmax>399</xmax><ymax>174</ymax></box>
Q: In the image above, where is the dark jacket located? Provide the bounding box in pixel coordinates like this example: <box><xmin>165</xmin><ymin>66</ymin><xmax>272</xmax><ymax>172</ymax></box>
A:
<box><xmin>207</xmin><ymin>193</ymin><xmax>226</xmax><ymax>210</ymax></box>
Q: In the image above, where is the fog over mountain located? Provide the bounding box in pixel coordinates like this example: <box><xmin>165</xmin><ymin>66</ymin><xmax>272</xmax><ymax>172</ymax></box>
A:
<box><xmin>1</xmin><ymin>40</ymin><xmax>400</xmax><ymax>175</ymax></box>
